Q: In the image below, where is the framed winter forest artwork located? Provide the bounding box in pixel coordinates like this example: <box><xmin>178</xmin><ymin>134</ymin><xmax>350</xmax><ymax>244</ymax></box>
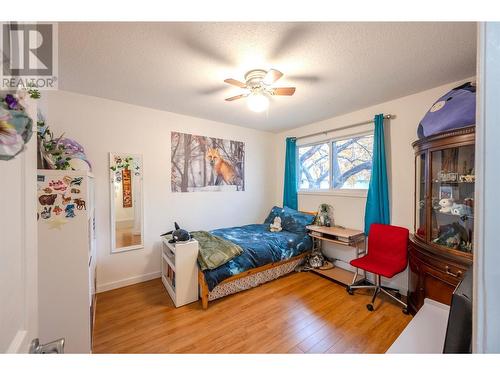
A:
<box><xmin>171</xmin><ymin>132</ymin><xmax>245</xmax><ymax>192</ymax></box>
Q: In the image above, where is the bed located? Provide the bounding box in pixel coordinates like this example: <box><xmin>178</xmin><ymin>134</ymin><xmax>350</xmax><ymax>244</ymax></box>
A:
<box><xmin>198</xmin><ymin>207</ymin><xmax>316</xmax><ymax>309</ymax></box>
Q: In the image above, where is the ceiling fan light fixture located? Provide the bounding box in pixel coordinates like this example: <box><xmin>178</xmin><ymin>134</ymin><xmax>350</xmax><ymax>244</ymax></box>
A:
<box><xmin>247</xmin><ymin>92</ymin><xmax>269</xmax><ymax>113</ymax></box>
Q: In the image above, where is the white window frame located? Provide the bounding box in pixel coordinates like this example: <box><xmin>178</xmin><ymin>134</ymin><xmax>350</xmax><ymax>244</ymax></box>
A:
<box><xmin>297</xmin><ymin>130</ymin><xmax>374</xmax><ymax>198</ymax></box>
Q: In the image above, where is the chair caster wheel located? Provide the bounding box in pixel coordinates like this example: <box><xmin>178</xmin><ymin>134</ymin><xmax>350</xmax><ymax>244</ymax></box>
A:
<box><xmin>346</xmin><ymin>286</ymin><xmax>353</xmax><ymax>295</ymax></box>
<box><xmin>366</xmin><ymin>304</ymin><xmax>374</xmax><ymax>311</ymax></box>
<box><xmin>402</xmin><ymin>308</ymin><xmax>409</xmax><ymax>315</ymax></box>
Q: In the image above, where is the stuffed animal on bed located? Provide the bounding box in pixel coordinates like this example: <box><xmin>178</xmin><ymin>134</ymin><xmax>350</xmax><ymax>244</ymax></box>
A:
<box><xmin>270</xmin><ymin>216</ymin><xmax>282</xmax><ymax>232</ymax></box>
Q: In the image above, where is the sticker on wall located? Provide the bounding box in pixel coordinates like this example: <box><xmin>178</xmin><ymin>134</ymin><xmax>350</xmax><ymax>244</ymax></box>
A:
<box><xmin>63</xmin><ymin>176</ymin><xmax>73</xmax><ymax>186</ymax></box>
<box><xmin>74</xmin><ymin>198</ymin><xmax>86</xmax><ymax>210</ymax></box>
<box><xmin>47</xmin><ymin>216</ymin><xmax>69</xmax><ymax>230</ymax></box>
<box><xmin>40</xmin><ymin>206</ymin><xmax>52</xmax><ymax>219</ymax></box>
<box><xmin>65</xmin><ymin>204</ymin><xmax>76</xmax><ymax>218</ymax></box>
<box><xmin>70</xmin><ymin>177</ymin><xmax>83</xmax><ymax>186</ymax></box>
<box><xmin>53</xmin><ymin>205</ymin><xmax>63</xmax><ymax>215</ymax></box>
<box><xmin>61</xmin><ymin>193</ymin><xmax>71</xmax><ymax>205</ymax></box>
<box><xmin>71</xmin><ymin>188</ymin><xmax>80</xmax><ymax>194</ymax></box>
<box><xmin>49</xmin><ymin>180</ymin><xmax>67</xmax><ymax>191</ymax></box>
<box><xmin>39</xmin><ymin>194</ymin><xmax>57</xmax><ymax>206</ymax></box>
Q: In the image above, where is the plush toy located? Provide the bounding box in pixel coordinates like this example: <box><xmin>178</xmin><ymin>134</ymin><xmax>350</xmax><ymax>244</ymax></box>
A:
<box><xmin>433</xmin><ymin>222</ymin><xmax>469</xmax><ymax>250</ymax></box>
<box><xmin>451</xmin><ymin>203</ymin><xmax>472</xmax><ymax>217</ymax></box>
<box><xmin>161</xmin><ymin>222</ymin><xmax>191</xmax><ymax>243</ymax></box>
<box><xmin>432</xmin><ymin>198</ymin><xmax>442</xmax><ymax>211</ymax></box>
<box><xmin>439</xmin><ymin>198</ymin><xmax>455</xmax><ymax>213</ymax></box>
<box><xmin>313</xmin><ymin>203</ymin><xmax>333</xmax><ymax>227</ymax></box>
<box><xmin>270</xmin><ymin>216</ymin><xmax>282</xmax><ymax>232</ymax></box>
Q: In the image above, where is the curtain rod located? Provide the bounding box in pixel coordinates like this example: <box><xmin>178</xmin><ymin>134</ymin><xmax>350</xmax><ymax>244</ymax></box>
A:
<box><xmin>295</xmin><ymin>114</ymin><xmax>395</xmax><ymax>141</ymax></box>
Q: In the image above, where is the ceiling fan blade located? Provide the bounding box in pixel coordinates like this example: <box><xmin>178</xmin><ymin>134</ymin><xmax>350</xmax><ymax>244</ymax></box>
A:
<box><xmin>224</xmin><ymin>78</ymin><xmax>247</xmax><ymax>88</ymax></box>
<box><xmin>263</xmin><ymin>69</ymin><xmax>283</xmax><ymax>85</ymax></box>
<box><xmin>271</xmin><ymin>87</ymin><xmax>296</xmax><ymax>96</ymax></box>
<box><xmin>225</xmin><ymin>94</ymin><xmax>246</xmax><ymax>101</ymax></box>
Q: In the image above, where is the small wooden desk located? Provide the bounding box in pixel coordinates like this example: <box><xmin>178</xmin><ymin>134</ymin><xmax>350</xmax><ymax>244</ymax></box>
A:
<box><xmin>306</xmin><ymin>225</ymin><xmax>366</xmax><ymax>286</ymax></box>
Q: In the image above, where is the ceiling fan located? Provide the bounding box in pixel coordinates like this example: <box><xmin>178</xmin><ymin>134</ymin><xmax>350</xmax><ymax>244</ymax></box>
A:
<box><xmin>224</xmin><ymin>69</ymin><xmax>296</xmax><ymax>112</ymax></box>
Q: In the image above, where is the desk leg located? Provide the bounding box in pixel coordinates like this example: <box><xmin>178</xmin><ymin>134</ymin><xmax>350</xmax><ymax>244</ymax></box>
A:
<box><xmin>349</xmin><ymin>238</ymin><xmax>369</xmax><ymax>289</ymax></box>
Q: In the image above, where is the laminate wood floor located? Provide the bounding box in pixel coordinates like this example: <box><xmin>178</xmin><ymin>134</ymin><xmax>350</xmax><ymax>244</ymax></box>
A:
<box><xmin>93</xmin><ymin>272</ymin><xmax>412</xmax><ymax>353</ymax></box>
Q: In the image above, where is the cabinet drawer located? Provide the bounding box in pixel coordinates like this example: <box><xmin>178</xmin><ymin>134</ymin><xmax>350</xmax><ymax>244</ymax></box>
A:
<box><xmin>410</xmin><ymin>246</ymin><xmax>466</xmax><ymax>283</ymax></box>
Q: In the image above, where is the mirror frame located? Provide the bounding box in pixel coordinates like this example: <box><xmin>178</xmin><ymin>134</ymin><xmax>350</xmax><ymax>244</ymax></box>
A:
<box><xmin>109</xmin><ymin>152</ymin><xmax>144</xmax><ymax>253</ymax></box>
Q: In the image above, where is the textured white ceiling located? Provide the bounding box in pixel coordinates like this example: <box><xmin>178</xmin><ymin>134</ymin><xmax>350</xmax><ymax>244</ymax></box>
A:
<box><xmin>58</xmin><ymin>22</ymin><xmax>476</xmax><ymax>132</ymax></box>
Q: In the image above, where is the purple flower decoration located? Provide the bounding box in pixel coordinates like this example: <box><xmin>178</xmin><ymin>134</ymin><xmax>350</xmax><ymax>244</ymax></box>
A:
<box><xmin>4</xmin><ymin>94</ymin><xmax>19</xmax><ymax>110</ymax></box>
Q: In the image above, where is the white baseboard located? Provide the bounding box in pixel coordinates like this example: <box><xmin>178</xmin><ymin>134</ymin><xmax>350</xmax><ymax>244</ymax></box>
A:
<box><xmin>97</xmin><ymin>271</ymin><xmax>161</xmax><ymax>293</ymax></box>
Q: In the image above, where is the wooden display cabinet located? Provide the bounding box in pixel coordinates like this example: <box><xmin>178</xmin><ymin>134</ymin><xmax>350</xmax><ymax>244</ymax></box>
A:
<box><xmin>408</xmin><ymin>126</ymin><xmax>474</xmax><ymax>314</ymax></box>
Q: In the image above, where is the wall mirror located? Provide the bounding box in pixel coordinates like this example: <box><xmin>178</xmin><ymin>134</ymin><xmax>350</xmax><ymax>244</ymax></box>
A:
<box><xmin>109</xmin><ymin>153</ymin><xmax>144</xmax><ymax>253</ymax></box>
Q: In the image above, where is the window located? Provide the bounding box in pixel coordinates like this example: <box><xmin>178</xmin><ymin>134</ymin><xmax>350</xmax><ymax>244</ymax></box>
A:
<box><xmin>298</xmin><ymin>133</ymin><xmax>374</xmax><ymax>191</ymax></box>
<box><xmin>298</xmin><ymin>143</ymin><xmax>330</xmax><ymax>189</ymax></box>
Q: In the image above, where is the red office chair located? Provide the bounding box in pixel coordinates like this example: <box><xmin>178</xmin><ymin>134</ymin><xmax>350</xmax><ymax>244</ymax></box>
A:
<box><xmin>346</xmin><ymin>223</ymin><xmax>409</xmax><ymax>314</ymax></box>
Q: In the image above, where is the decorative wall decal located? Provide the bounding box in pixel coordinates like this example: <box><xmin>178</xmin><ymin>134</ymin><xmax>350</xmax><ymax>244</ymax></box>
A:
<box><xmin>47</xmin><ymin>216</ymin><xmax>68</xmax><ymax>230</ymax></box>
<box><xmin>70</xmin><ymin>177</ymin><xmax>83</xmax><ymax>186</ymax></box>
<box><xmin>65</xmin><ymin>204</ymin><xmax>76</xmax><ymax>218</ymax></box>
<box><xmin>37</xmin><ymin>173</ymin><xmax>86</xmax><ymax>226</ymax></box>
<box><xmin>61</xmin><ymin>193</ymin><xmax>71</xmax><ymax>205</ymax></box>
<box><xmin>40</xmin><ymin>206</ymin><xmax>52</xmax><ymax>219</ymax></box>
<box><xmin>122</xmin><ymin>168</ymin><xmax>132</xmax><ymax>208</ymax></box>
<box><xmin>71</xmin><ymin>188</ymin><xmax>80</xmax><ymax>194</ymax></box>
<box><xmin>74</xmin><ymin>198</ymin><xmax>86</xmax><ymax>210</ymax></box>
<box><xmin>171</xmin><ymin>131</ymin><xmax>245</xmax><ymax>192</ymax></box>
<box><xmin>49</xmin><ymin>180</ymin><xmax>67</xmax><ymax>191</ymax></box>
<box><xmin>39</xmin><ymin>194</ymin><xmax>57</xmax><ymax>206</ymax></box>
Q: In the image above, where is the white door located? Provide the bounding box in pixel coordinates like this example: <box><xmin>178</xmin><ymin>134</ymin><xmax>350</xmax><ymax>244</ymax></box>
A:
<box><xmin>0</xmin><ymin>101</ymin><xmax>38</xmax><ymax>353</ymax></box>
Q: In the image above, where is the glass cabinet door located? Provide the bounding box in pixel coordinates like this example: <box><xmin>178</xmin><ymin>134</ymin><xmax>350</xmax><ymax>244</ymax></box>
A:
<box><xmin>415</xmin><ymin>152</ymin><xmax>426</xmax><ymax>240</ymax></box>
<box><xmin>430</xmin><ymin>145</ymin><xmax>475</xmax><ymax>253</ymax></box>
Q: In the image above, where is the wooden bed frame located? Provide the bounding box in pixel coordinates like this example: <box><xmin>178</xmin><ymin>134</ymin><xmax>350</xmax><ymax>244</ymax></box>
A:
<box><xmin>198</xmin><ymin>210</ymin><xmax>316</xmax><ymax>309</ymax></box>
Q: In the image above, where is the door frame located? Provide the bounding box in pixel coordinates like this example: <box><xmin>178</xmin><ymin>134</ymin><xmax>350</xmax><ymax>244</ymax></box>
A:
<box><xmin>4</xmin><ymin>100</ymin><xmax>38</xmax><ymax>353</ymax></box>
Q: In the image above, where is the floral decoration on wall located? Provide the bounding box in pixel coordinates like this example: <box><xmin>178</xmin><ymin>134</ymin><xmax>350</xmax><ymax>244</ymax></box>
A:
<box><xmin>110</xmin><ymin>155</ymin><xmax>141</xmax><ymax>183</ymax></box>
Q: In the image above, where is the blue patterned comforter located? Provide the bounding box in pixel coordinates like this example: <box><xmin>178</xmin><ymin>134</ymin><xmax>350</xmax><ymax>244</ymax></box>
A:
<box><xmin>203</xmin><ymin>224</ymin><xmax>312</xmax><ymax>291</ymax></box>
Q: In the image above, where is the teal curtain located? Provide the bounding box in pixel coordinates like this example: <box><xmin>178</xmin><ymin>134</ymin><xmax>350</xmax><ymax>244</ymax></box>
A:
<box><xmin>283</xmin><ymin>137</ymin><xmax>298</xmax><ymax>210</ymax></box>
<box><xmin>364</xmin><ymin>114</ymin><xmax>390</xmax><ymax>235</ymax></box>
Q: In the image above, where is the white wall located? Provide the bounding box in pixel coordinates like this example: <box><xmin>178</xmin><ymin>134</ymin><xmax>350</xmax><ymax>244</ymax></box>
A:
<box><xmin>45</xmin><ymin>90</ymin><xmax>276</xmax><ymax>292</ymax></box>
<box><xmin>273</xmin><ymin>77</ymin><xmax>475</xmax><ymax>293</ymax></box>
